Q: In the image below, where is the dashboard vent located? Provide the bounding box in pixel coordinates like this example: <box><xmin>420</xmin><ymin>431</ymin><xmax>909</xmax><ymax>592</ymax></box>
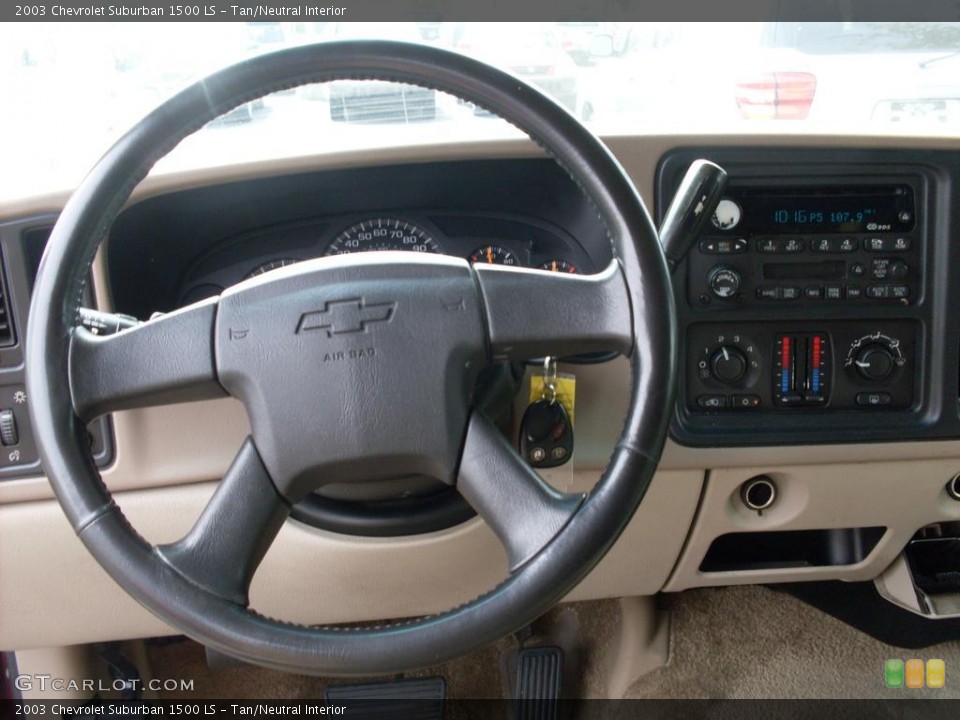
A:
<box><xmin>0</xmin><ymin>247</ymin><xmax>15</xmax><ymax>347</ymax></box>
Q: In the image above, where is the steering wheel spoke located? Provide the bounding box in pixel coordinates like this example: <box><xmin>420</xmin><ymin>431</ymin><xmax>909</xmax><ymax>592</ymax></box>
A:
<box><xmin>473</xmin><ymin>258</ymin><xmax>633</xmax><ymax>361</ymax></box>
<box><xmin>156</xmin><ymin>438</ymin><xmax>290</xmax><ymax>606</ymax></box>
<box><xmin>457</xmin><ymin>412</ymin><xmax>584</xmax><ymax>572</ymax></box>
<box><xmin>69</xmin><ymin>298</ymin><xmax>226</xmax><ymax>422</ymax></box>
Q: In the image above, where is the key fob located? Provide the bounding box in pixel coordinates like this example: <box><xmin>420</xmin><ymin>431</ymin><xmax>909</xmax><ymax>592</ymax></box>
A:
<box><xmin>519</xmin><ymin>399</ymin><xmax>573</xmax><ymax>468</ymax></box>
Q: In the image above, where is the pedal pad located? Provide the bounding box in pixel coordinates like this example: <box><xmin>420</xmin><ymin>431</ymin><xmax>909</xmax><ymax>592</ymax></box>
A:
<box><xmin>515</xmin><ymin>646</ymin><xmax>563</xmax><ymax>719</ymax></box>
<box><xmin>324</xmin><ymin>677</ymin><xmax>445</xmax><ymax>720</ymax></box>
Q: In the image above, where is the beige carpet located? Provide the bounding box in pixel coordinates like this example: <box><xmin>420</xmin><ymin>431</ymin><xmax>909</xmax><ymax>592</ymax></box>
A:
<box><xmin>626</xmin><ymin>586</ymin><xmax>960</xmax><ymax>699</ymax></box>
<box><xmin>147</xmin><ymin>587</ymin><xmax>960</xmax><ymax>699</ymax></box>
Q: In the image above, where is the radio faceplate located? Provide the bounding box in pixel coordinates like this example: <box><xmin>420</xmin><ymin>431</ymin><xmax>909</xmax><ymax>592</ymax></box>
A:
<box><xmin>688</xmin><ymin>181</ymin><xmax>921</xmax><ymax>310</ymax></box>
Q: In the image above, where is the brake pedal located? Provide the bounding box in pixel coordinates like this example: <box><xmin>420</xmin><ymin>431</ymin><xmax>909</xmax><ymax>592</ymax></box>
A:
<box><xmin>324</xmin><ymin>676</ymin><xmax>445</xmax><ymax>720</ymax></box>
<box><xmin>515</xmin><ymin>646</ymin><xmax>563</xmax><ymax>720</ymax></box>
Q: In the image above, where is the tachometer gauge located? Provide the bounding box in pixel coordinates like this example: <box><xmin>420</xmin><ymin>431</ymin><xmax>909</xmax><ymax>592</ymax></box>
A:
<box><xmin>468</xmin><ymin>245</ymin><xmax>518</xmax><ymax>266</ymax></box>
<box><xmin>245</xmin><ymin>258</ymin><xmax>300</xmax><ymax>279</ymax></box>
<box><xmin>539</xmin><ymin>259</ymin><xmax>579</xmax><ymax>274</ymax></box>
<box><xmin>325</xmin><ymin>218</ymin><xmax>441</xmax><ymax>255</ymax></box>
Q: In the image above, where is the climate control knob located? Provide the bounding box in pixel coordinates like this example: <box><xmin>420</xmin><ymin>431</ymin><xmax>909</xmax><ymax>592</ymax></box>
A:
<box><xmin>854</xmin><ymin>344</ymin><xmax>895</xmax><ymax>381</ymax></box>
<box><xmin>710</xmin><ymin>346</ymin><xmax>748</xmax><ymax>384</ymax></box>
<box><xmin>707</xmin><ymin>265</ymin><xmax>741</xmax><ymax>299</ymax></box>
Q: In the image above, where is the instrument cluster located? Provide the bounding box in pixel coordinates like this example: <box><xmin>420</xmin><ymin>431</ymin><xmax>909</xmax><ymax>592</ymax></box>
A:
<box><xmin>178</xmin><ymin>212</ymin><xmax>588</xmax><ymax>306</ymax></box>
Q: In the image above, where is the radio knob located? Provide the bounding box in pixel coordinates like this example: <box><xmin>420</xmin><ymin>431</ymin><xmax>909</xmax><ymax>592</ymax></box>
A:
<box><xmin>854</xmin><ymin>344</ymin><xmax>895</xmax><ymax>381</ymax></box>
<box><xmin>707</xmin><ymin>266</ymin><xmax>741</xmax><ymax>299</ymax></box>
<box><xmin>710</xmin><ymin>346</ymin><xmax>748</xmax><ymax>384</ymax></box>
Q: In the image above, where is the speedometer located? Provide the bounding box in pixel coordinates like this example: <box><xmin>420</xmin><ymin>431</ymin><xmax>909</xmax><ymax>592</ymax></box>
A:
<box><xmin>325</xmin><ymin>218</ymin><xmax>442</xmax><ymax>256</ymax></box>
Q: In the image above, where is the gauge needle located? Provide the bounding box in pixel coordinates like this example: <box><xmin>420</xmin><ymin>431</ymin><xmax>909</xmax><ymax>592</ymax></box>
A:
<box><xmin>486</xmin><ymin>247</ymin><xmax>493</xmax><ymax>264</ymax></box>
<box><xmin>855</xmin><ymin>361</ymin><xmax>871</xmax><ymax>367</ymax></box>
<box><xmin>722</xmin><ymin>347</ymin><xmax>729</xmax><ymax>361</ymax></box>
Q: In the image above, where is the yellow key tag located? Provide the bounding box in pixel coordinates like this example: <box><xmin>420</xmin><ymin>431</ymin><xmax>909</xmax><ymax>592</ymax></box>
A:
<box><xmin>529</xmin><ymin>373</ymin><xmax>576</xmax><ymax>426</ymax></box>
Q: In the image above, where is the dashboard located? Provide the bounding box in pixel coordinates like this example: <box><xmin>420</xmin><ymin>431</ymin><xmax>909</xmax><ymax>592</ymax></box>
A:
<box><xmin>2</xmin><ymin>134</ymin><xmax>960</xmax><ymax>655</ymax></box>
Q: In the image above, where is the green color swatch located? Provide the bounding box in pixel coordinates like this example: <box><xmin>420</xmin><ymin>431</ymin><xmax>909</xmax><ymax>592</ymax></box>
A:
<box><xmin>885</xmin><ymin>659</ymin><xmax>905</xmax><ymax>688</ymax></box>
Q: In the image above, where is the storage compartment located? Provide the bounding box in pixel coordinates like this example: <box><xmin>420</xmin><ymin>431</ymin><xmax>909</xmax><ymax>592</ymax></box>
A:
<box><xmin>906</xmin><ymin>538</ymin><xmax>960</xmax><ymax>595</ymax></box>
<box><xmin>905</xmin><ymin>522</ymin><xmax>960</xmax><ymax>597</ymax></box>
<box><xmin>700</xmin><ymin>527</ymin><xmax>886</xmax><ymax>572</ymax></box>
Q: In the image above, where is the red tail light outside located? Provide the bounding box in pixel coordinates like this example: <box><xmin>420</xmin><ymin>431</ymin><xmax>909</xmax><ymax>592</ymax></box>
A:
<box><xmin>736</xmin><ymin>72</ymin><xmax>817</xmax><ymax>120</ymax></box>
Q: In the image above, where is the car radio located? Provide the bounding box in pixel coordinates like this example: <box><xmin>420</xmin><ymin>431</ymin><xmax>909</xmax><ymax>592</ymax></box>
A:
<box><xmin>687</xmin><ymin>183</ymin><xmax>919</xmax><ymax>308</ymax></box>
<box><xmin>678</xmin><ymin>176</ymin><xmax>925</xmax><ymax>418</ymax></box>
<box><xmin>656</xmin><ymin>149</ymin><xmax>951</xmax><ymax>446</ymax></box>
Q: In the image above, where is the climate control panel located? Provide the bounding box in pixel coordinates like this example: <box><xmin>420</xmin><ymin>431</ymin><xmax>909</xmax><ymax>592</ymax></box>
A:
<box><xmin>687</xmin><ymin>321</ymin><xmax>917</xmax><ymax>413</ymax></box>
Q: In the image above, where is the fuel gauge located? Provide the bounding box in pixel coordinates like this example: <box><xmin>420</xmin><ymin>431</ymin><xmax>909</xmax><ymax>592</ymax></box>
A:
<box><xmin>469</xmin><ymin>245</ymin><xmax>518</xmax><ymax>266</ymax></box>
<box><xmin>539</xmin><ymin>259</ymin><xmax>579</xmax><ymax>274</ymax></box>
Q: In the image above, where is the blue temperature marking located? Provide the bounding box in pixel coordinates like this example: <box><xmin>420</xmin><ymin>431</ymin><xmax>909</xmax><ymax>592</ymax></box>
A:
<box><xmin>812</xmin><ymin>369</ymin><xmax>821</xmax><ymax>393</ymax></box>
<box><xmin>781</xmin><ymin>369</ymin><xmax>789</xmax><ymax>393</ymax></box>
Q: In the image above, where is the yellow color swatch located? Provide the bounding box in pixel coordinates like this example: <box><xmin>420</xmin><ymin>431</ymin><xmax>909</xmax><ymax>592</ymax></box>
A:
<box><xmin>905</xmin><ymin>659</ymin><xmax>925</xmax><ymax>688</ymax></box>
<box><xmin>926</xmin><ymin>659</ymin><xmax>945</xmax><ymax>689</ymax></box>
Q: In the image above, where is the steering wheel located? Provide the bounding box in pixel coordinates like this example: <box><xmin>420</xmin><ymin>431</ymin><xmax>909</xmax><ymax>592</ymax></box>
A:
<box><xmin>26</xmin><ymin>41</ymin><xmax>676</xmax><ymax>676</ymax></box>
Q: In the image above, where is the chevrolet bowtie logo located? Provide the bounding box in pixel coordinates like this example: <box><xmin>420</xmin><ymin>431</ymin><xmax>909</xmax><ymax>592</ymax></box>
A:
<box><xmin>297</xmin><ymin>298</ymin><xmax>396</xmax><ymax>337</ymax></box>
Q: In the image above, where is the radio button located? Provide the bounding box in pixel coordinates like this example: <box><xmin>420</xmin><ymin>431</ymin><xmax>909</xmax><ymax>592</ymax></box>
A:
<box><xmin>811</xmin><ymin>237</ymin><xmax>855</xmax><ymax>254</ymax></box>
<box><xmin>756</xmin><ymin>286</ymin><xmax>781</xmax><ymax>300</ymax></box>
<box><xmin>871</xmin><ymin>258</ymin><xmax>909</xmax><ymax>280</ymax></box>
<box><xmin>804</xmin><ymin>286</ymin><xmax>823</xmax><ymax>299</ymax></box>
<box><xmin>755</xmin><ymin>237</ymin><xmax>805</xmax><ymax>254</ymax></box>
<box><xmin>864</xmin><ymin>236</ymin><xmax>912</xmax><ymax>252</ymax></box>
<box><xmin>732</xmin><ymin>394</ymin><xmax>761</xmax><ymax>409</ymax></box>
<box><xmin>866</xmin><ymin>284</ymin><xmax>910</xmax><ymax>299</ymax></box>
<box><xmin>781</xmin><ymin>286</ymin><xmax>801</xmax><ymax>300</ymax></box>
<box><xmin>700</xmin><ymin>238</ymin><xmax>748</xmax><ymax>255</ymax></box>
<box><xmin>850</xmin><ymin>262</ymin><xmax>867</xmax><ymax>277</ymax></box>
<box><xmin>824</xmin><ymin>285</ymin><xmax>844</xmax><ymax>300</ymax></box>
<box><xmin>863</xmin><ymin>284</ymin><xmax>910</xmax><ymax>300</ymax></box>
<box><xmin>846</xmin><ymin>285</ymin><xmax>863</xmax><ymax>300</ymax></box>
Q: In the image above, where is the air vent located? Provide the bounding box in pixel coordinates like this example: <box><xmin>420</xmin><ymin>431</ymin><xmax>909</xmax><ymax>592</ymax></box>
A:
<box><xmin>0</xmin><ymin>247</ymin><xmax>16</xmax><ymax>348</ymax></box>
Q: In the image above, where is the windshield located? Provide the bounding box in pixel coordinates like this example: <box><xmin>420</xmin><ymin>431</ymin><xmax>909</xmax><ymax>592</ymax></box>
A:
<box><xmin>2</xmin><ymin>21</ymin><xmax>959</xmax><ymax>201</ymax></box>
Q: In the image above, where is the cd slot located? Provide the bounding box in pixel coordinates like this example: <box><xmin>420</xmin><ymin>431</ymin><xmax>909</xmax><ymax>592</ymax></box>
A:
<box><xmin>763</xmin><ymin>261</ymin><xmax>845</xmax><ymax>281</ymax></box>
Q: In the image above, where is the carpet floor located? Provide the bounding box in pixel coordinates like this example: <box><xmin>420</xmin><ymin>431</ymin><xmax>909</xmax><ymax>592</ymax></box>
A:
<box><xmin>147</xmin><ymin>586</ymin><xmax>960</xmax><ymax>700</ymax></box>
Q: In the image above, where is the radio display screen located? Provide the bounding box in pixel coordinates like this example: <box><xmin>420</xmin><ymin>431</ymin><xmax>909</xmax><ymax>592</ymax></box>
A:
<box><xmin>718</xmin><ymin>185</ymin><xmax>915</xmax><ymax>234</ymax></box>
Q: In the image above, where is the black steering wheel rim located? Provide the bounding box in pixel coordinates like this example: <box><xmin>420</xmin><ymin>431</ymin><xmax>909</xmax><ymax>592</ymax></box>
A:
<box><xmin>26</xmin><ymin>40</ymin><xmax>677</xmax><ymax>676</ymax></box>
